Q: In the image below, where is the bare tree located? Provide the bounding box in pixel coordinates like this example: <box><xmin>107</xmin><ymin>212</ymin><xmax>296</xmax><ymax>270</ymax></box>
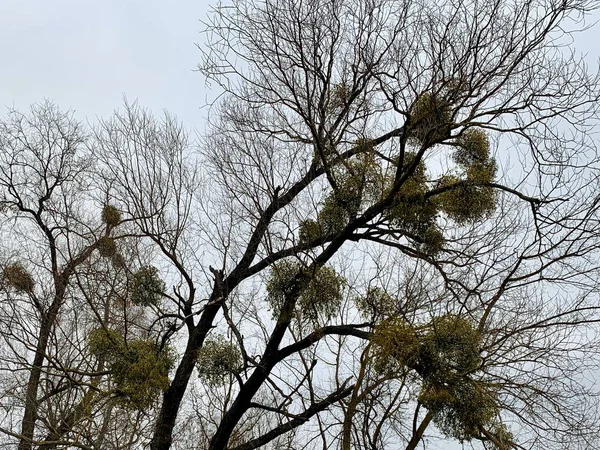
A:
<box><xmin>136</xmin><ymin>0</ymin><xmax>600</xmax><ymax>449</ymax></box>
<box><xmin>0</xmin><ymin>103</ymin><xmax>177</xmax><ymax>449</ymax></box>
<box><xmin>3</xmin><ymin>0</ymin><xmax>600</xmax><ymax>449</ymax></box>
<box><xmin>0</xmin><ymin>102</ymin><xmax>107</xmax><ymax>450</ymax></box>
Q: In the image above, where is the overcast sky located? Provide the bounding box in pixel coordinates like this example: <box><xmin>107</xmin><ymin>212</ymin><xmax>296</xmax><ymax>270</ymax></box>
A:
<box><xmin>1</xmin><ymin>0</ymin><xmax>599</xmax><ymax>129</ymax></box>
<box><xmin>0</xmin><ymin>0</ymin><xmax>211</xmax><ymax>127</ymax></box>
<box><xmin>1</xmin><ymin>2</ymin><xmax>600</xmax><ymax>449</ymax></box>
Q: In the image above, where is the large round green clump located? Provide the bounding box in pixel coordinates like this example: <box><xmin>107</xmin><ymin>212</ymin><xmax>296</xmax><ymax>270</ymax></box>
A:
<box><xmin>299</xmin><ymin>196</ymin><xmax>349</xmax><ymax>244</ymax></box>
<box><xmin>371</xmin><ymin>313</ymin><xmax>496</xmax><ymax>442</ymax></box>
<box><xmin>111</xmin><ymin>339</ymin><xmax>174</xmax><ymax>409</ymax></box>
<box><xmin>437</xmin><ymin>176</ymin><xmax>496</xmax><ymax>224</ymax></box>
<box><xmin>384</xmin><ymin>153</ymin><xmax>444</xmax><ymax>255</ymax></box>
<box><xmin>88</xmin><ymin>327</ymin><xmax>125</xmax><ymax>360</ymax></box>
<box><xmin>299</xmin><ymin>150</ymin><xmax>384</xmax><ymax>244</ymax></box>
<box><xmin>196</xmin><ymin>335</ymin><xmax>242</xmax><ymax>386</ymax></box>
<box><xmin>371</xmin><ymin>317</ymin><xmax>420</xmax><ymax>375</ymax></box>
<box><xmin>266</xmin><ymin>260</ymin><xmax>345</xmax><ymax>324</ymax></box>
<box><xmin>130</xmin><ymin>265</ymin><xmax>165</xmax><ymax>307</ymax></box>
<box><xmin>97</xmin><ymin>236</ymin><xmax>117</xmax><ymax>258</ymax></box>
<box><xmin>417</xmin><ymin>315</ymin><xmax>494</xmax><ymax>442</ymax></box>
<box><xmin>454</xmin><ymin>129</ymin><xmax>490</xmax><ymax>167</ymax></box>
<box><xmin>419</xmin><ymin>314</ymin><xmax>482</xmax><ymax>378</ymax></box>
<box><xmin>328</xmin><ymin>82</ymin><xmax>351</xmax><ymax>111</ymax></box>
<box><xmin>489</xmin><ymin>423</ymin><xmax>514</xmax><ymax>450</ymax></box>
<box><xmin>386</xmin><ymin>153</ymin><xmax>435</xmax><ymax>229</ymax></box>
<box><xmin>2</xmin><ymin>263</ymin><xmax>34</xmax><ymax>293</ymax></box>
<box><xmin>418</xmin><ymin>379</ymin><xmax>498</xmax><ymax>442</ymax></box>
<box><xmin>455</xmin><ymin>129</ymin><xmax>497</xmax><ymax>185</ymax></box>
<box><xmin>88</xmin><ymin>328</ymin><xmax>174</xmax><ymax>409</ymax></box>
<box><xmin>371</xmin><ymin>314</ymin><xmax>482</xmax><ymax>377</ymax></box>
<box><xmin>407</xmin><ymin>92</ymin><xmax>452</xmax><ymax>146</ymax></box>
<box><xmin>101</xmin><ymin>204</ymin><xmax>121</xmax><ymax>227</ymax></box>
<box><xmin>436</xmin><ymin>127</ymin><xmax>498</xmax><ymax>224</ymax></box>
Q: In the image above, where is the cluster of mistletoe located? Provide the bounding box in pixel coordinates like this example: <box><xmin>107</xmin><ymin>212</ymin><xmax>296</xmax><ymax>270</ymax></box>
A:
<box><xmin>84</xmin><ymin>205</ymin><xmax>172</xmax><ymax>409</ymax></box>
<box><xmin>129</xmin><ymin>265</ymin><xmax>166</xmax><ymax>307</ymax></box>
<box><xmin>1</xmin><ymin>263</ymin><xmax>35</xmax><ymax>293</ymax></box>
<box><xmin>196</xmin><ymin>335</ymin><xmax>242</xmax><ymax>386</ymax></box>
<box><xmin>370</xmin><ymin>313</ymin><xmax>511</xmax><ymax>447</ymax></box>
<box><xmin>299</xmin><ymin>92</ymin><xmax>498</xmax><ymax>257</ymax></box>
<box><xmin>266</xmin><ymin>260</ymin><xmax>345</xmax><ymax>326</ymax></box>
<box><xmin>88</xmin><ymin>327</ymin><xmax>175</xmax><ymax>409</ymax></box>
<box><xmin>300</xmin><ymin>144</ymin><xmax>385</xmax><ymax>244</ymax></box>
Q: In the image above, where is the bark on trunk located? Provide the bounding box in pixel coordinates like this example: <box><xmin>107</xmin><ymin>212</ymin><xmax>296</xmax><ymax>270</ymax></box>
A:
<box><xmin>150</xmin><ymin>300</ymin><xmax>223</xmax><ymax>450</ymax></box>
<box><xmin>18</xmin><ymin>313</ymin><xmax>57</xmax><ymax>450</ymax></box>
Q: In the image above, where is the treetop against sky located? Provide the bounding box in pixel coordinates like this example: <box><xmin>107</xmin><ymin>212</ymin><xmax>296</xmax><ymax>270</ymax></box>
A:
<box><xmin>1</xmin><ymin>1</ymin><xmax>600</xmax><ymax>450</ymax></box>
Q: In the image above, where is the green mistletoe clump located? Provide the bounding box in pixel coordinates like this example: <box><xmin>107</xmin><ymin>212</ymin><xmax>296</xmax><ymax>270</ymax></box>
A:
<box><xmin>2</xmin><ymin>263</ymin><xmax>34</xmax><ymax>293</ymax></box>
<box><xmin>89</xmin><ymin>328</ymin><xmax>174</xmax><ymax>409</ymax></box>
<box><xmin>372</xmin><ymin>313</ymin><xmax>504</xmax><ymax>442</ymax></box>
<box><xmin>266</xmin><ymin>260</ymin><xmax>345</xmax><ymax>325</ymax></box>
<box><xmin>300</xmin><ymin>149</ymin><xmax>384</xmax><ymax>244</ymax></box>
<box><xmin>129</xmin><ymin>265</ymin><xmax>165</xmax><ymax>307</ymax></box>
<box><xmin>196</xmin><ymin>335</ymin><xmax>242</xmax><ymax>386</ymax></box>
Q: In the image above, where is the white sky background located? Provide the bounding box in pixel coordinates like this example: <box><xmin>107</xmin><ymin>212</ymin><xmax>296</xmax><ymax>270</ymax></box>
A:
<box><xmin>1</xmin><ymin>0</ymin><xmax>599</xmax><ymax>130</ymax></box>
<box><xmin>0</xmin><ymin>0</ymin><xmax>210</xmax><ymax>126</ymax></box>
<box><xmin>1</xmin><ymin>1</ymin><xmax>600</xmax><ymax>450</ymax></box>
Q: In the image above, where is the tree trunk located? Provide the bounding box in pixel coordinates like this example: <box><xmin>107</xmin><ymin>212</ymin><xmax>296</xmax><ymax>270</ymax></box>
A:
<box><xmin>150</xmin><ymin>300</ymin><xmax>223</xmax><ymax>450</ymax></box>
<box><xmin>18</xmin><ymin>314</ymin><xmax>56</xmax><ymax>450</ymax></box>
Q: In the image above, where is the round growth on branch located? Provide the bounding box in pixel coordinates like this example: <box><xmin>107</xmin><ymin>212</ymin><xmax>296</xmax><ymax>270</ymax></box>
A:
<box><xmin>407</xmin><ymin>92</ymin><xmax>453</xmax><ymax>146</ymax></box>
<box><xmin>299</xmin><ymin>196</ymin><xmax>349</xmax><ymax>244</ymax></box>
<box><xmin>337</xmin><ymin>150</ymin><xmax>385</xmax><ymax>208</ymax></box>
<box><xmin>101</xmin><ymin>204</ymin><xmax>121</xmax><ymax>227</ymax></box>
<box><xmin>266</xmin><ymin>260</ymin><xmax>345</xmax><ymax>324</ymax></box>
<box><xmin>2</xmin><ymin>263</ymin><xmax>35</xmax><ymax>293</ymax></box>
<box><xmin>385</xmin><ymin>153</ymin><xmax>440</xmax><ymax>238</ymax></box>
<box><xmin>415</xmin><ymin>315</ymin><xmax>496</xmax><ymax>441</ymax></box>
<box><xmin>371</xmin><ymin>313</ymin><xmax>492</xmax><ymax>440</ymax></box>
<box><xmin>438</xmin><ymin>180</ymin><xmax>497</xmax><ymax>224</ymax></box>
<box><xmin>89</xmin><ymin>328</ymin><xmax>174</xmax><ymax>409</ymax></box>
<box><xmin>489</xmin><ymin>423</ymin><xmax>514</xmax><ymax>450</ymax></box>
<box><xmin>421</xmin><ymin>225</ymin><xmax>445</xmax><ymax>255</ymax></box>
<box><xmin>196</xmin><ymin>335</ymin><xmax>242</xmax><ymax>386</ymax></box>
<box><xmin>300</xmin><ymin>151</ymin><xmax>384</xmax><ymax>244</ymax></box>
<box><xmin>88</xmin><ymin>327</ymin><xmax>125</xmax><ymax>359</ymax></box>
<box><xmin>97</xmin><ymin>236</ymin><xmax>117</xmax><ymax>258</ymax></box>
<box><xmin>371</xmin><ymin>317</ymin><xmax>420</xmax><ymax>375</ymax></box>
<box><xmin>353</xmin><ymin>137</ymin><xmax>374</xmax><ymax>153</ymax></box>
<box><xmin>111</xmin><ymin>339</ymin><xmax>174</xmax><ymax>409</ymax></box>
<box><xmin>418</xmin><ymin>379</ymin><xmax>499</xmax><ymax>442</ymax></box>
<box><xmin>454</xmin><ymin>129</ymin><xmax>498</xmax><ymax>185</ymax></box>
<box><xmin>419</xmin><ymin>314</ymin><xmax>481</xmax><ymax>378</ymax></box>
<box><xmin>130</xmin><ymin>265</ymin><xmax>165</xmax><ymax>307</ymax></box>
<box><xmin>328</xmin><ymin>82</ymin><xmax>351</xmax><ymax>110</ymax></box>
<box><xmin>454</xmin><ymin>129</ymin><xmax>490</xmax><ymax>167</ymax></box>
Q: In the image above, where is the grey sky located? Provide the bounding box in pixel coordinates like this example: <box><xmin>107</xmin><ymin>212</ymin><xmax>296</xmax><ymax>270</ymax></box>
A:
<box><xmin>0</xmin><ymin>0</ymin><xmax>210</xmax><ymax>126</ymax></box>
<box><xmin>1</xmin><ymin>2</ymin><xmax>600</xmax><ymax>450</ymax></box>
<box><xmin>1</xmin><ymin>0</ymin><xmax>599</xmax><ymax>125</ymax></box>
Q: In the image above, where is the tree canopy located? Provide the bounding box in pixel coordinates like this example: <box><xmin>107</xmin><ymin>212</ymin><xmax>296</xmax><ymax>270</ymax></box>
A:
<box><xmin>2</xmin><ymin>0</ymin><xmax>600</xmax><ymax>449</ymax></box>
